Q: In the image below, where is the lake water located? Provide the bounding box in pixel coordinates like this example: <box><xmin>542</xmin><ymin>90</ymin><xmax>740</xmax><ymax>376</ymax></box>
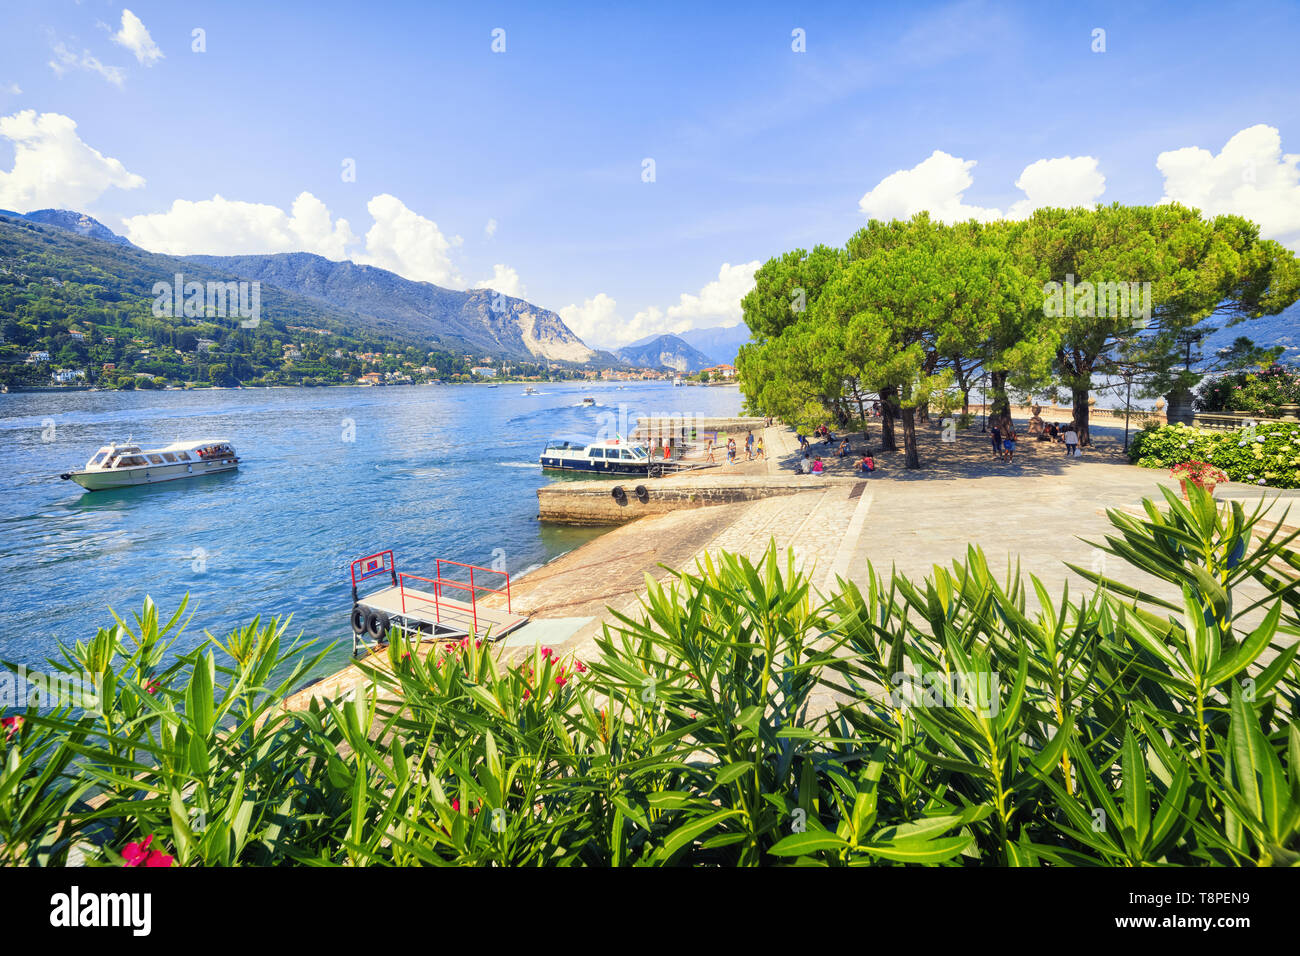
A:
<box><xmin>0</xmin><ymin>382</ymin><xmax>742</xmax><ymax>677</ymax></box>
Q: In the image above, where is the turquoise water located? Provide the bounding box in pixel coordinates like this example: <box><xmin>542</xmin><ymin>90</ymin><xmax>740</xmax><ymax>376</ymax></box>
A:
<box><xmin>0</xmin><ymin>382</ymin><xmax>742</xmax><ymax>676</ymax></box>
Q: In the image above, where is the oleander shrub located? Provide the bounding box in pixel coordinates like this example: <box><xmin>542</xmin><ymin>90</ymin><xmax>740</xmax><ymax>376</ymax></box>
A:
<box><xmin>1197</xmin><ymin>364</ymin><xmax>1300</xmax><ymax>414</ymax></box>
<box><xmin>1129</xmin><ymin>421</ymin><xmax>1300</xmax><ymax>489</ymax></box>
<box><xmin>3</xmin><ymin>485</ymin><xmax>1299</xmax><ymax>865</ymax></box>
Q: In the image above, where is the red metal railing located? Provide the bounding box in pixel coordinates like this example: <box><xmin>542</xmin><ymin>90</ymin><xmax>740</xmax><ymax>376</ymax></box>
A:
<box><xmin>396</xmin><ymin>559</ymin><xmax>511</xmax><ymax>636</ymax></box>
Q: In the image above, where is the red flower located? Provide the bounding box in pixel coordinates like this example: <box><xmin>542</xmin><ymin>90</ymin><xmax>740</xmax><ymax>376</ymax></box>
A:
<box><xmin>555</xmin><ymin>675</ymin><xmax>568</xmax><ymax>687</ymax></box>
<box><xmin>121</xmin><ymin>835</ymin><xmax>174</xmax><ymax>868</ymax></box>
<box><xmin>451</xmin><ymin>798</ymin><xmax>461</xmax><ymax>812</ymax></box>
<box><xmin>540</xmin><ymin>646</ymin><xmax>553</xmax><ymax>659</ymax></box>
<box><xmin>522</xmin><ymin>687</ymin><xmax>531</xmax><ymax>700</ymax></box>
<box><xmin>2</xmin><ymin>715</ymin><xmax>22</xmax><ymax>741</ymax></box>
<box><xmin>145</xmin><ymin>680</ymin><xmax>160</xmax><ymax>695</ymax></box>
<box><xmin>574</xmin><ymin>660</ymin><xmax>587</xmax><ymax>674</ymax></box>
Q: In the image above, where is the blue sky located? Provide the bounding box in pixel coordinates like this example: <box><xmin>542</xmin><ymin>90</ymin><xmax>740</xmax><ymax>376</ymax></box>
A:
<box><xmin>1</xmin><ymin>0</ymin><xmax>1298</xmax><ymax>347</ymax></box>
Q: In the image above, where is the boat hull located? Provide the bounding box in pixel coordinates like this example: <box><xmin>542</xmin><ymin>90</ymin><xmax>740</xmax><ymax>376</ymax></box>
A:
<box><xmin>67</xmin><ymin>459</ymin><xmax>238</xmax><ymax>491</ymax></box>
<box><xmin>539</xmin><ymin>456</ymin><xmax>649</xmax><ymax>475</ymax></box>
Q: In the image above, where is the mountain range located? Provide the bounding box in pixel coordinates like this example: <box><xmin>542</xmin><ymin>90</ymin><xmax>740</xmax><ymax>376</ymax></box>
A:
<box><xmin>0</xmin><ymin>209</ymin><xmax>599</xmax><ymax>364</ymax></box>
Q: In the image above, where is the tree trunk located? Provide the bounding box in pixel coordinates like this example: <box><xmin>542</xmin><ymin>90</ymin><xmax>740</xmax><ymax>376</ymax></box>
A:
<box><xmin>961</xmin><ymin>389</ymin><xmax>970</xmax><ymax>418</ymax></box>
<box><xmin>989</xmin><ymin>370</ymin><xmax>1012</xmax><ymax>434</ymax></box>
<box><xmin>901</xmin><ymin>405</ymin><xmax>920</xmax><ymax>468</ymax></box>
<box><xmin>1072</xmin><ymin>382</ymin><xmax>1092</xmax><ymax>446</ymax></box>
<box><xmin>879</xmin><ymin>385</ymin><xmax>898</xmax><ymax>451</ymax></box>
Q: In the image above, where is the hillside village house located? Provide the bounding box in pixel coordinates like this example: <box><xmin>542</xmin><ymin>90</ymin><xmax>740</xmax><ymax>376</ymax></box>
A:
<box><xmin>699</xmin><ymin>364</ymin><xmax>737</xmax><ymax>380</ymax></box>
<box><xmin>25</xmin><ymin>351</ymin><xmax>50</xmax><ymax>364</ymax></box>
<box><xmin>471</xmin><ymin>366</ymin><xmax>497</xmax><ymax>377</ymax></box>
<box><xmin>52</xmin><ymin>368</ymin><xmax>86</xmax><ymax>384</ymax></box>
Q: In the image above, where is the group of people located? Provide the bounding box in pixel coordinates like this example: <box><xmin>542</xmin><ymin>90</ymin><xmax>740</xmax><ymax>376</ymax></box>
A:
<box><xmin>704</xmin><ymin>431</ymin><xmax>765</xmax><ymax>464</ymax></box>
<box><xmin>990</xmin><ymin>420</ymin><xmax>1082</xmax><ymax>462</ymax></box>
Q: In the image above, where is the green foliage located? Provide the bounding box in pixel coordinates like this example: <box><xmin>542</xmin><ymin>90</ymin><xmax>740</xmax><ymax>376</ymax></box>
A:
<box><xmin>1197</xmin><ymin>364</ymin><xmax>1300</xmax><ymax>414</ymax></box>
<box><xmin>1130</xmin><ymin>421</ymin><xmax>1300</xmax><ymax>489</ymax></box>
<box><xmin>3</xmin><ymin>489</ymin><xmax>1299</xmax><ymax>865</ymax></box>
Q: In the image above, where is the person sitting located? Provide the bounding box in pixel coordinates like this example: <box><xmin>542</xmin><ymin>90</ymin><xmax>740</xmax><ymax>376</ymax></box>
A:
<box><xmin>857</xmin><ymin>454</ymin><xmax>875</xmax><ymax>474</ymax></box>
<box><xmin>837</xmin><ymin>439</ymin><xmax>850</xmax><ymax>457</ymax></box>
<box><xmin>798</xmin><ymin>452</ymin><xmax>812</xmax><ymax>474</ymax></box>
<box><xmin>811</xmin><ymin>456</ymin><xmax>825</xmax><ymax>474</ymax></box>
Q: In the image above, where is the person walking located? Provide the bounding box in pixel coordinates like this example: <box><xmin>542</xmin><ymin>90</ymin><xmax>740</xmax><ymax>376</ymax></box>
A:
<box><xmin>1063</xmin><ymin>425</ymin><xmax>1079</xmax><ymax>458</ymax></box>
<box><xmin>990</xmin><ymin>424</ymin><xmax>1003</xmax><ymax>459</ymax></box>
<box><xmin>755</xmin><ymin>436</ymin><xmax>765</xmax><ymax>460</ymax></box>
<box><xmin>704</xmin><ymin>439</ymin><xmax>715</xmax><ymax>463</ymax></box>
<box><xmin>1002</xmin><ymin>427</ymin><xmax>1017</xmax><ymax>463</ymax></box>
<box><xmin>745</xmin><ymin>430</ymin><xmax>754</xmax><ymax>460</ymax></box>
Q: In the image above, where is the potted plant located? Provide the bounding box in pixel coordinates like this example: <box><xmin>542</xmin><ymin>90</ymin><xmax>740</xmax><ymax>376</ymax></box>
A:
<box><xmin>1169</xmin><ymin>460</ymin><xmax>1228</xmax><ymax>498</ymax></box>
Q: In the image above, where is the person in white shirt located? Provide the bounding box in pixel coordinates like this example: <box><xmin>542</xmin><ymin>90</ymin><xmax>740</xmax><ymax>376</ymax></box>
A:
<box><xmin>1063</xmin><ymin>427</ymin><xmax>1079</xmax><ymax>457</ymax></box>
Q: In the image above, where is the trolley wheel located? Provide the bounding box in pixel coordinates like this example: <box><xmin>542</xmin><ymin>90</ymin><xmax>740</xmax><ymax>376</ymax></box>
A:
<box><xmin>365</xmin><ymin>610</ymin><xmax>390</xmax><ymax>642</ymax></box>
<box><xmin>350</xmin><ymin>604</ymin><xmax>367</xmax><ymax>635</ymax></box>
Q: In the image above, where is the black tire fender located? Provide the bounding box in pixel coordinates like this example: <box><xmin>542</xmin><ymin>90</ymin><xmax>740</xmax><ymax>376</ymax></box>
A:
<box><xmin>365</xmin><ymin>610</ymin><xmax>390</xmax><ymax>641</ymax></box>
<box><xmin>611</xmin><ymin>485</ymin><xmax>627</xmax><ymax>503</ymax></box>
<box><xmin>350</xmin><ymin>604</ymin><xmax>367</xmax><ymax>635</ymax></box>
<box><xmin>634</xmin><ymin>484</ymin><xmax>649</xmax><ymax>502</ymax></box>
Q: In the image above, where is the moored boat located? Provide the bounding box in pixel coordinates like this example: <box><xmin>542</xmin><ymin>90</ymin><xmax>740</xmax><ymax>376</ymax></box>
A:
<box><xmin>539</xmin><ymin>436</ymin><xmax>650</xmax><ymax>474</ymax></box>
<box><xmin>60</xmin><ymin>439</ymin><xmax>240</xmax><ymax>491</ymax></box>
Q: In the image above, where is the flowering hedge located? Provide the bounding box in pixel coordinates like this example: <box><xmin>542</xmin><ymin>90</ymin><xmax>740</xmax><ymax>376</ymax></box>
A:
<box><xmin>1196</xmin><ymin>364</ymin><xmax>1300</xmax><ymax>414</ymax></box>
<box><xmin>1129</xmin><ymin>421</ymin><xmax>1300</xmax><ymax>489</ymax></box>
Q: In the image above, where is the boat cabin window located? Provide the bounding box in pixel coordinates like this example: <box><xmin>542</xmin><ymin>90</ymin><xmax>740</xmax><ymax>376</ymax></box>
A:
<box><xmin>620</xmin><ymin>450</ymin><xmax>635</xmax><ymax>460</ymax></box>
<box><xmin>116</xmin><ymin>455</ymin><xmax>147</xmax><ymax>468</ymax></box>
<box><xmin>162</xmin><ymin>453</ymin><xmax>177</xmax><ymax>463</ymax></box>
<box><xmin>89</xmin><ymin>451</ymin><xmax>109</xmax><ymax>466</ymax></box>
<box><xmin>632</xmin><ymin>446</ymin><xmax>648</xmax><ymax>458</ymax></box>
<box><xmin>588</xmin><ymin>448</ymin><xmax>603</xmax><ymax>458</ymax></box>
<box><xmin>545</xmin><ymin>439</ymin><xmax>574</xmax><ymax>451</ymax></box>
<box><xmin>148</xmin><ymin>455</ymin><xmax>164</xmax><ymax>465</ymax></box>
<box><xmin>176</xmin><ymin>452</ymin><xmax>190</xmax><ymax>461</ymax></box>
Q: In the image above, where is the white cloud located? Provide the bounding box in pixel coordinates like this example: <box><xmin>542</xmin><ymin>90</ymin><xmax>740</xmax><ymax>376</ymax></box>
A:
<box><xmin>0</xmin><ymin>110</ymin><xmax>144</xmax><ymax>211</ymax></box>
<box><xmin>474</xmin><ymin>263</ymin><xmax>525</xmax><ymax>297</ymax></box>
<box><xmin>859</xmin><ymin>150</ymin><xmax>1105</xmax><ymax>223</ymax></box>
<box><xmin>564</xmin><ymin>262</ymin><xmax>761</xmax><ymax>347</ymax></box>
<box><xmin>48</xmin><ymin>41</ymin><xmax>125</xmax><ymax>88</ymax></box>
<box><xmin>558</xmin><ymin>293</ymin><xmax>623</xmax><ymax>343</ymax></box>
<box><xmin>122</xmin><ymin>190</ymin><xmax>466</xmax><ymax>286</ymax></box>
<box><xmin>123</xmin><ymin>191</ymin><xmax>356</xmax><ymax>259</ymax></box>
<box><xmin>112</xmin><ymin>10</ymin><xmax>163</xmax><ymax>66</ymax></box>
<box><xmin>1006</xmin><ymin>156</ymin><xmax>1105</xmax><ymax>219</ymax></box>
<box><xmin>1157</xmin><ymin>124</ymin><xmax>1300</xmax><ymax>249</ymax></box>
<box><xmin>4</xmin><ymin>83</ymin><xmax>20</xmax><ymax>96</ymax></box>
<box><xmin>859</xmin><ymin>150</ymin><xmax>1001</xmax><ymax>223</ymax></box>
<box><xmin>484</xmin><ymin>217</ymin><xmax>497</xmax><ymax>237</ymax></box>
<box><xmin>355</xmin><ymin>194</ymin><xmax>462</xmax><ymax>287</ymax></box>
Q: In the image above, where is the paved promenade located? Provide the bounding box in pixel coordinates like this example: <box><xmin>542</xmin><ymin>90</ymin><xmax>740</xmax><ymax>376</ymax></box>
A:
<box><xmin>284</xmin><ymin>416</ymin><xmax>1292</xmax><ymax>710</ymax></box>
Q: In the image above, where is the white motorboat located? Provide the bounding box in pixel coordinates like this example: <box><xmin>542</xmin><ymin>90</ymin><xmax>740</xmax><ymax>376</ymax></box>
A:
<box><xmin>540</xmin><ymin>436</ymin><xmax>650</xmax><ymax>474</ymax></box>
<box><xmin>581</xmin><ymin>396</ymin><xmax>596</xmax><ymax>406</ymax></box>
<box><xmin>60</xmin><ymin>439</ymin><xmax>240</xmax><ymax>491</ymax></box>
<box><xmin>523</xmin><ymin>386</ymin><xmax>539</xmax><ymax>395</ymax></box>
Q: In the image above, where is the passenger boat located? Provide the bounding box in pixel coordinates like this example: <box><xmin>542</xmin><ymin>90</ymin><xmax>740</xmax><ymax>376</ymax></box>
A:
<box><xmin>60</xmin><ymin>439</ymin><xmax>239</xmax><ymax>491</ymax></box>
<box><xmin>539</xmin><ymin>436</ymin><xmax>650</xmax><ymax>474</ymax></box>
<box><xmin>523</xmin><ymin>385</ymin><xmax>538</xmax><ymax>395</ymax></box>
<box><xmin>580</xmin><ymin>396</ymin><xmax>596</xmax><ymax>406</ymax></box>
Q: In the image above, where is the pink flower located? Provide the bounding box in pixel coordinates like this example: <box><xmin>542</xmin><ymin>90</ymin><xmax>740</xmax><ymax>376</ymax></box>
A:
<box><xmin>2</xmin><ymin>715</ymin><xmax>22</xmax><ymax>741</ymax></box>
<box><xmin>145</xmin><ymin>680</ymin><xmax>160</xmax><ymax>695</ymax></box>
<box><xmin>555</xmin><ymin>675</ymin><xmax>568</xmax><ymax>687</ymax></box>
<box><xmin>574</xmin><ymin>660</ymin><xmax>587</xmax><ymax>674</ymax></box>
<box><xmin>121</xmin><ymin>835</ymin><xmax>174</xmax><ymax>868</ymax></box>
<box><xmin>540</xmin><ymin>647</ymin><xmax>553</xmax><ymax>659</ymax></box>
<box><xmin>451</xmin><ymin>798</ymin><xmax>461</xmax><ymax>812</ymax></box>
